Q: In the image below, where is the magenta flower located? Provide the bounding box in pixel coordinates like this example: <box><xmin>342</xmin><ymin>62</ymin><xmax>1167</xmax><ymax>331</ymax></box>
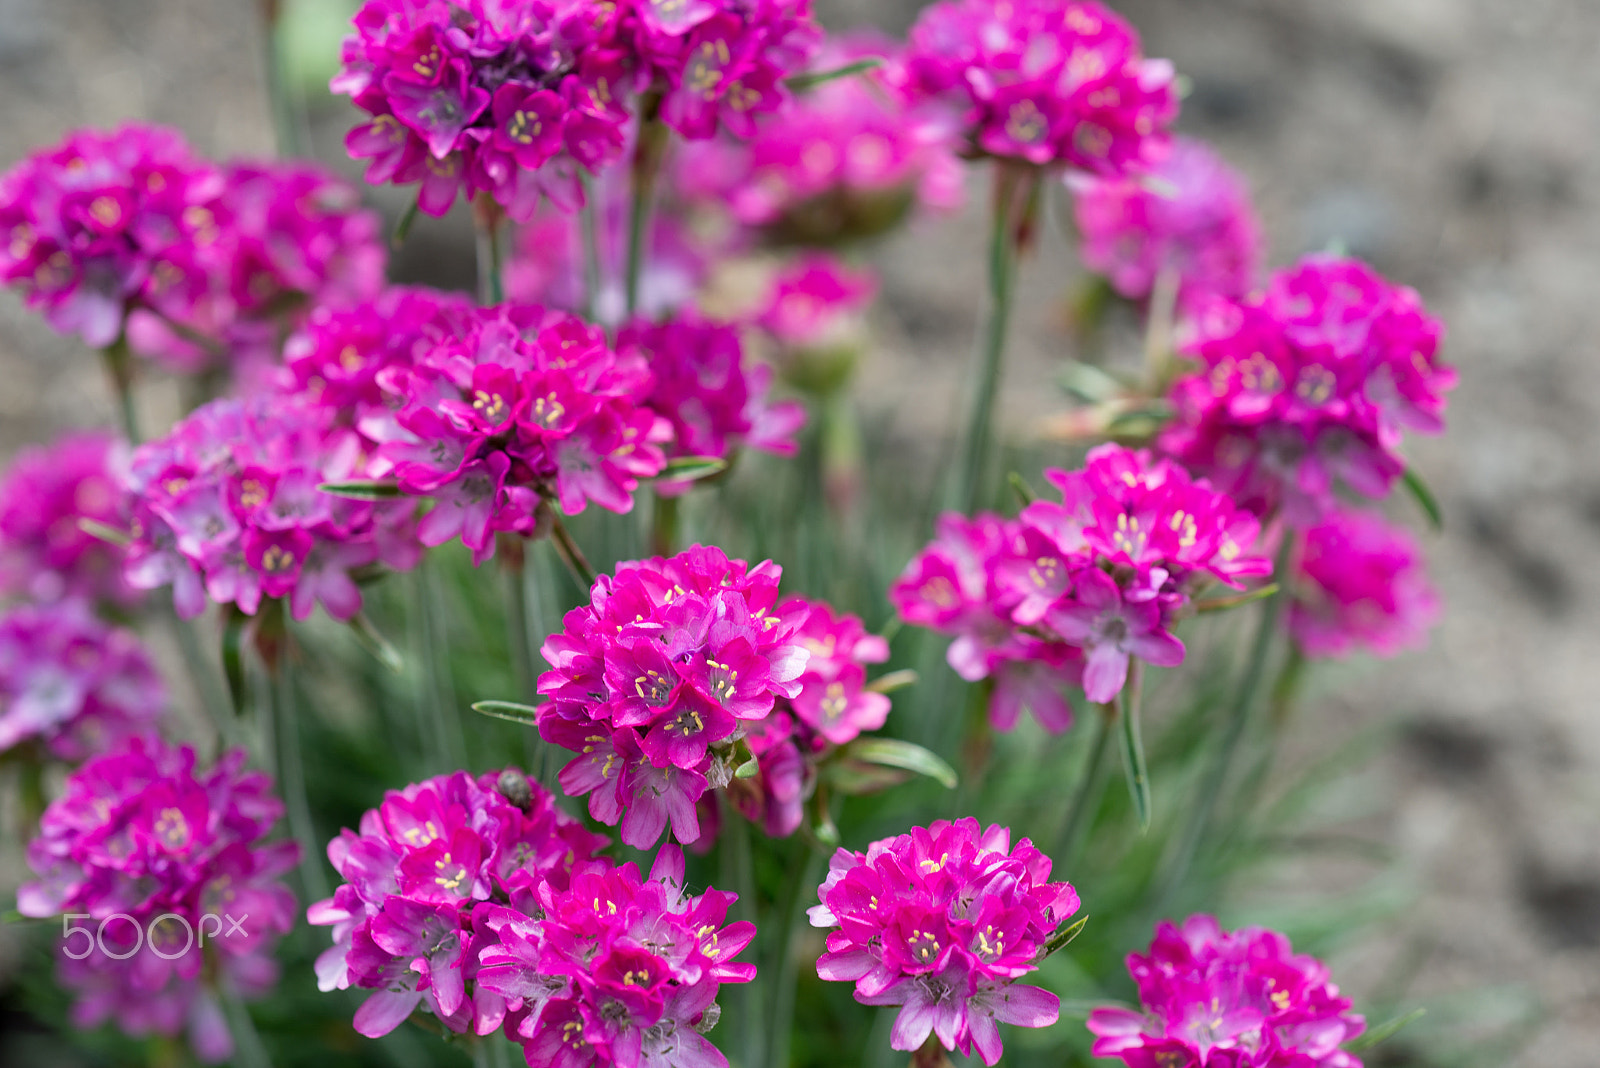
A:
<box><xmin>537</xmin><ymin>545</ymin><xmax>822</xmax><ymax>848</ymax></box>
<box><xmin>1070</xmin><ymin>135</ymin><xmax>1262</xmax><ymax>307</ymax></box>
<box><xmin>0</xmin><ymin>430</ymin><xmax>137</xmax><ymax>607</ymax></box>
<box><xmin>17</xmin><ymin>736</ymin><xmax>299</xmax><ymax>1064</ymax></box>
<box><xmin>755</xmin><ymin>253</ymin><xmax>879</xmax><ymax>352</ymax></box>
<box><xmin>0</xmin><ymin>600</ymin><xmax>165</xmax><ymax>761</ymax></box>
<box><xmin>808</xmin><ymin>817</ymin><xmax>1076</xmax><ymax>1065</ymax></box>
<box><xmin>617</xmin><ymin>313</ymin><xmax>805</xmax><ymax>494</ymax></box>
<box><xmin>675</xmin><ymin>33</ymin><xmax>964</xmax><ymax>242</ymax></box>
<box><xmin>307</xmin><ymin>767</ymin><xmax>608</xmax><ymax>1040</ymax></box>
<box><xmin>1288</xmin><ymin>506</ymin><xmax>1440</xmax><ymax>660</ymax></box>
<box><xmin>0</xmin><ymin>124</ymin><xmax>218</xmax><ymax>349</ymax></box>
<box><xmin>1160</xmin><ymin>254</ymin><xmax>1455</xmax><ymax>524</ymax></box>
<box><xmin>1088</xmin><ymin>915</ymin><xmax>1367</xmax><ymax>1068</ymax></box>
<box><xmin>893</xmin><ymin>0</ymin><xmax>1178</xmax><ymax>173</ymax></box>
<box><xmin>893</xmin><ymin>444</ymin><xmax>1271</xmax><ymax>710</ymax></box>
<box><xmin>120</xmin><ymin>394</ymin><xmax>421</xmax><ymax>621</ymax></box>
<box><xmin>474</xmin><ymin>843</ymin><xmax>753</xmax><ymax>1067</ymax></box>
<box><xmin>333</xmin><ymin>0</ymin><xmax>633</xmax><ymax>220</ymax></box>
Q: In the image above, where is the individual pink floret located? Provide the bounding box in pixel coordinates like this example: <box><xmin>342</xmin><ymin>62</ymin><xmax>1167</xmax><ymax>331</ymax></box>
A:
<box><xmin>1289</xmin><ymin>506</ymin><xmax>1440</xmax><ymax>660</ymax></box>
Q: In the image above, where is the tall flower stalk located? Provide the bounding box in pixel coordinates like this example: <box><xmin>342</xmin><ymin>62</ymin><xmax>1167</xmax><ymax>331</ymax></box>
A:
<box><xmin>626</xmin><ymin>93</ymin><xmax>668</xmax><ymax>319</ymax></box>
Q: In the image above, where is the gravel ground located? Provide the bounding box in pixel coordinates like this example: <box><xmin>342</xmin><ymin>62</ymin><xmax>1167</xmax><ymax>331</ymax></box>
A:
<box><xmin>2</xmin><ymin>1</ymin><xmax>1598</xmax><ymax>1064</ymax></box>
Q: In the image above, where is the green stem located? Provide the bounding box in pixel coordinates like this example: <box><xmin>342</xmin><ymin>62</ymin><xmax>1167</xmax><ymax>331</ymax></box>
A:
<box><xmin>474</xmin><ymin>198</ymin><xmax>506</xmax><ymax>306</ymax></box>
<box><xmin>258</xmin><ymin>0</ymin><xmax>307</xmax><ymax>157</ymax></box>
<box><xmin>580</xmin><ymin>182</ymin><xmax>603</xmax><ymax>323</ymax></box>
<box><xmin>1158</xmin><ymin>538</ymin><xmax>1292</xmax><ymax>906</ymax></box>
<box><xmin>218</xmin><ymin>986</ymin><xmax>272</xmax><ymax>1068</ymax></box>
<box><xmin>167</xmin><ymin>609</ymin><xmax>241</xmax><ymax>755</ymax></box>
<box><xmin>1053</xmin><ymin>701</ymin><xmax>1116</xmax><ymax>866</ymax></box>
<box><xmin>1117</xmin><ymin>663</ymin><xmax>1151</xmax><ymax>831</ymax></box>
<box><xmin>765</xmin><ymin>838</ymin><xmax>819</xmax><ymax>1068</ymax></box>
<box><xmin>499</xmin><ymin>536</ymin><xmax>538</xmax><ymax>703</ymax></box>
<box><xmin>268</xmin><ymin>638</ymin><xmax>331</xmax><ymax>903</ymax></box>
<box><xmin>911</xmin><ymin>1034</ymin><xmax>954</xmax><ymax>1068</ymax></box>
<box><xmin>15</xmin><ymin>753</ymin><xmax>46</xmax><ymax>838</ymax></box>
<box><xmin>547</xmin><ymin>511</ymin><xmax>598</xmax><ymax>589</ymax></box>
<box><xmin>101</xmin><ymin>338</ymin><xmax>140</xmax><ymax>444</ymax></box>
<box><xmin>952</xmin><ymin>162</ymin><xmax>1033</xmax><ymax>514</ymax></box>
<box><xmin>1270</xmin><ymin>642</ymin><xmax>1308</xmax><ymax>730</ymax></box>
<box><xmin>718</xmin><ymin>799</ymin><xmax>759</xmax><ymax>1068</ymax></box>
<box><xmin>416</xmin><ymin>561</ymin><xmax>468</xmax><ymax>773</ymax></box>
<box><xmin>650</xmin><ymin>493</ymin><xmax>680</xmax><ymax>558</ymax></box>
<box><xmin>625</xmin><ymin>93</ymin><xmax>667</xmax><ymax>319</ymax></box>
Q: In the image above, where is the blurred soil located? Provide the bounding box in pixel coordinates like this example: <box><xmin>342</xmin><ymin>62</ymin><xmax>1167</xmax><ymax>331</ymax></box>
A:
<box><xmin>2</xmin><ymin>0</ymin><xmax>1599</xmax><ymax>1064</ymax></box>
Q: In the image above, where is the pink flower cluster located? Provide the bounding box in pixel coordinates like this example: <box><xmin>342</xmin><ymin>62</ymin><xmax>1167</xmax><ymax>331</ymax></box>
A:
<box><xmin>127</xmin><ymin>158</ymin><xmax>386</xmax><ymax>373</ymax></box>
<box><xmin>894</xmin><ymin>0</ymin><xmax>1177</xmax><ymax>172</ymax></box>
<box><xmin>121</xmin><ymin>395</ymin><xmax>420</xmax><ymax>621</ymax></box>
<box><xmin>715</xmin><ymin>597</ymin><xmax>891</xmax><ymax>838</ymax></box>
<box><xmin>756</xmin><ymin>253</ymin><xmax>878</xmax><ymax>352</ymax></box>
<box><xmin>307</xmin><ymin>767</ymin><xmax>608</xmax><ymax>1041</ymax></box>
<box><xmin>475</xmin><ymin>843</ymin><xmax>755</xmax><ymax>1068</ymax></box>
<box><xmin>18</xmin><ymin>736</ymin><xmax>299</xmax><ymax>1064</ymax></box>
<box><xmin>0</xmin><ymin>430</ymin><xmax>136</xmax><ymax>607</ymax></box>
<box><xmin>1070</xmin><ymin>135</ymin><xmax>1261</xmax><ymax>307</ymax></box>
<box><xmin>1289</xmin><ymin>507</ymin><xmax>1439</xmax><ymax>660</ymax></box>
<box><xmin>0</xmin><ymin>124</ymin><xmax>383</xmax><ymax>370</ymax></box>
<box><xmin>1088</xmin><ymin>915</ymin><xmax>1366</xmax><ymax>1068</ymax></box>
<box><xmin>808</xmin><ymin>818</ymin><xmax>1075</xmax><ymax>1066</ymax></box>
<box><xmin>676</xmin><ymin>33</ymin><xmax>963</xmax><ymax>242</ymax></box>
<box><xmin>334</xmin><ymin>0</ymin><xmax>633</xmax><ymax>219</ymax></box>
<box><xmin>1160</xmin><ymin>254</ymin><xmax>1455</xmax><ymax>523</ymax></box>
<box><xmin>537</xmin><ymin>545</ymin><xmax>814</xmax><ymax>848</ymax></box>
<box><xmin>618</xmin><ymin>314</ymin><xmax>804</xmax><ymax>494</ymax></box>
<box><xmin>0</xmin><ymin>600</ymin><xmax>165</xmax><ymax>761</ymax></box>
<box><xmin>892</xmin><ymin>444</ymin><xmax>1270</xmax><ymax>721</ymax></box>
<box><xmin>366</xmin><ymin>303</ymin><xmax>668</xmax><ymax>560</ymax></box>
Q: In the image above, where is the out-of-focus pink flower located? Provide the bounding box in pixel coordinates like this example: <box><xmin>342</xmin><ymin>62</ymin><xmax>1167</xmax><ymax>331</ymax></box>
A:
<box><xmin>893</xmin><ymin>444</ymin><xmax>1271</xmax><ymax>711</ymax></box>
<box><xmin>1088</xmin><ymin>915</ymin><xmax>1366</xmax><ymax>1068</ymax></box>
<box><xmin>892</xmin><ymin>0</ymin><xmax>1178</xmax><ymax>173</ymax></box>
<box><xmin>307</xmin><ymin>767</ymin><xmax>608</xmax><ymax>1040</ymax></box>
<box><xmin>18</xmin><ymin>736</ymin><xmax>299</xmax><ymax>1064</ymax></box>
<box><xmin>756</xmin><ymin>253</ymin><xmax>878</xmax><ymax>351</ymax></box>
<box><xmin>676</xmin><ymin>33</ymin><xmax>964</xmax><ymax>242</ymax></box>
<box><xmin>809</xmin><ymin>817</ymin><xmax>1076</xmax><ymax>1066</ymax></box>
<box><xmin>0</xmin><ymin>430</ymin><xmax>136</xmax><ymax>607</ymax></box>
<box><xmin>120</xmin><ymin>394</ymin><xmax>420</xmax><ymax>621</ymax></box>
<box><xmin>477</xmin><ymin>843</ymin><xmax>754</xmax><ymax>1067</ymax></box>
<box><xmin>1160</xmin><ymin>254</ymin><xmax>1455</xmax><ymax>524</ymax></box>
<box><xmin>1070</xmin><ymin>135</ymin><xmax>1261</xmax><ymax>307</ymax></box>
<box><xmin>617</xmin><ymin>313</ymin><xmax>804</xmax><ymax>494</ymax></box>
<box><xmin>0</xmin><ymin>600</ymin><xmax>165</xmax><ymax>761</ymax></box>
<box><xmin>1289</xmin><ymin>506</ymin><xmax>1439</xmax><ymax>659</ymax></box>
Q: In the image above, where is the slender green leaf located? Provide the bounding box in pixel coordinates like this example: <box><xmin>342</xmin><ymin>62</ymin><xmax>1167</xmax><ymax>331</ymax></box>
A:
<box><xmin>865</xmin><ymin>669</ymin><xmax>918</xmax><ymax>695</ymax></box>
<box><xmin>348</xmin><ymin>613</ymin><xmax>404</xmax><ymax>673</ymax></box>
<box><xmin>1344</xmin><ymin>1008</ymin><xmax>1426</xmax><ymax>1053</ymax></box>
<box><xmin>1117</xmin><ymin>685</ymin><xmax>1152</xmax><ymax>832</ymax></box>
<box><xmin>319</xmin><ymin>479</ymin><xmax>405</xmax><ymax>500</ymax></box>
<box><xmin>1007</xmin><ymin>471</ymin><xmax>1038</xmax><ymax>507</ymax></box>
<box><xmin>1402</xmin><ymin>467</ymin><xmax>1443</xmax><ymax>530</ymax></box>
<box><xmin>77</xmin><ymin>517</ymin><xmax>132</xmax><ymax>546</ymax></box>
<box><xmin>878</xmin><ymin>615</ymin><xmax>903</xmax><ymax>646</ymax></box>
<box><xmin>808</xmin><ymin>789</ymin><xmax>841</xmax><ymax>848</ymax></box>
<box><xmin>1193</xmin><ymin>583</ymin><xmax>1280</xmax><ymax>614</ymax></box>
<box><xmin>221</xmin><ymin>611</ymin><xmax>248</xmax><ymax>718</ymax></box>
<box><xmin>658</xmin><ymin>456</ymin><xmax>729</xmax><ymax>483</ymax></box>
<box><xmin>841</xmin><ymin>738</ymin><xmax>958</xmax><ymax>789</ymax></box>
<box><xmin>472</xmin><ymin>700</ymin><xmax>541</xmax><ymax>726</ymax></box>
<box><xmin>1039</xmin><ymin>915</ymin><xmax>1089</xmax><ymax>959</ymax></box>
<box><xmin>1058</xmin><ymin>360</ymin><xmax>1126</xmax><ymax>403</ymax></box>
<box><xmin>392</xmin><ymin>199</ymin><xmax>421</xmax><ymax>248</ymax></box>
<box><xmin>785</xmin><ymin>57</ymin><xmax>881</xmax><ymax>91</ymax></box>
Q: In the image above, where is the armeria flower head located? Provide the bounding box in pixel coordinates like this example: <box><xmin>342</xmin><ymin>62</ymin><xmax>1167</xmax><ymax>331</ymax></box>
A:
<box><xmin>1088</xmin><ymin>915</ymin><xmax>1366</xmax><ymax>1068</ymax></box>
<box><xmin>121</xmin><ymin>394</ymin><xmax>421</xmax><ymax>621</ymax></box>
<box><xmin>617</xmin><ymin>313</ymin><xmax>804</xmax><ymax>494</ymax></box>
<box><xmin>536</xmin><ymin>544</ymin><xmax>814</xmax><ymax>848</ymax></box>
<box><xmin>1288</xmin><ymin>506</ymin><xmax>1439</xmax><ymax>660</ymax></box>
<box><xmin>334</xmin><ymin>0</ymin><xmax>633</xmax><ymax>220</ymax></box>
<box><xmin>476</xmin><ymin>843</ymin><xmax>754</xmax><ymax>1068</ymax></box>
<box><xmin>630</xmin><ymin>0</ymin><xmax>822</xmax><ymax>142</ymax></box>
<box><xmin>0</xmin><ymin>123</ymin><xmax>219</xmax><ymax>349</ymax></box>
<box><xmin>756</xmin><ymin>252</ymin><xmax>878</xmax><ymax>353</ymax></box>
<box><xmin>808</xmin><ymin>817</ymin><xmax>1076</xmax><ymax>1066</ymax></box>
<box><xmin>354</xmin><ymin>302</ymin><xmax>668</xmax><ymax>563</ymax></box>
<box><xmin>0</xmin><ymin>429</ymin><xmax>137</xmax><ymax>606</ymax></box>
<box><xmin>894</xmin><ymin>444</ymin><xmax>1270</xmax><ymax>710</ymax></box>
<box><xmin>1070</xmin><ymin>135</ymin><xmax>1261</xmax><ymax>307</ymax></box>
<box><xmin>18</xmin><ymin>735</ymin><xmax>299</xmax><ymax>1064</ymax></box>
<box><xmin>307</xmin><ymin>767</ymin><xmax>608</xmax><ymax>1040</ymax></box>
<box><xmin>893</xmin><ymin>0</ymin><xmax>1178</xmax><ymax>173</ymax></box>
<box><xmin>128</xmin><ymin>158</ymin><xmax>387</xmax><ymax>374</ymax></box>
<box><xmin>675</xmin><ymin>33</ymin><xmax>964</xmax><ymax>242</ymax></box>
<box><xmin>0</xmin><ymin>600</ymin><xmax>165</xmax><ymax>761</ymax></box>
<box><xmin>1160</xmin><ymin>254</ymin><xmax>1455</xmax><ymax>524</ymax></box>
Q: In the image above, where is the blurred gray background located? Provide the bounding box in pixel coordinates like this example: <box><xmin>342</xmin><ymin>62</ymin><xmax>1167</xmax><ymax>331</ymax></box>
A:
<box><xmin>0</xmin><ymin>1</ymin><xmax>1595</xmax><ymax>1064</ymax></box>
